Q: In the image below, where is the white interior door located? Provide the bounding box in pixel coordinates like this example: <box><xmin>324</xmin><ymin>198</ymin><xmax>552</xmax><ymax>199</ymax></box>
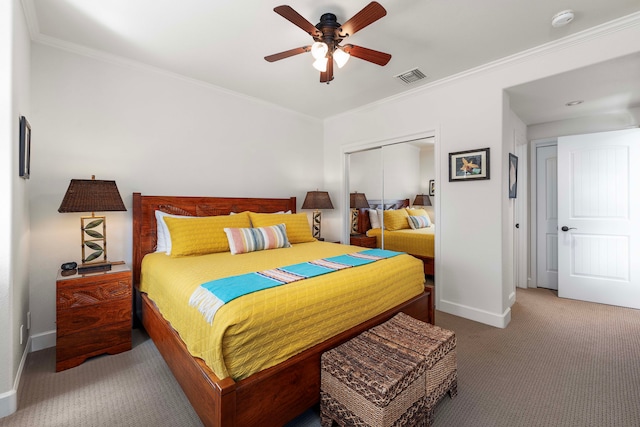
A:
<box><xmin>557</xmin><ymin>128</ymin><xmax>640</xmax><ymax>308</ymax></box>
<box><xmin>536</xmin><ymin>145</ymin><xmax>558</xmax><ymax>290</ymax></box>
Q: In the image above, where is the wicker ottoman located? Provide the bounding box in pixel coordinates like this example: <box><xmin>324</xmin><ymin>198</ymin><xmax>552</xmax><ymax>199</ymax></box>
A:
<box><xmin>368</xmin><ymin>313</ymin><xmax>458</xmax><ymax>425</ymax></box>
<box><xmin>320</xmin><ymin>329</ymin><xmax>428</xmax><ymax>427</ymax></box>
<box><xmin>320</xmin><ymin>313</ymin><xmax>457</xmax><ymax>427</ymax></box>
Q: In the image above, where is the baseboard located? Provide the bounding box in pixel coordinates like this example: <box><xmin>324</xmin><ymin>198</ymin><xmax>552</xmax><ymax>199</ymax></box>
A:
<box><xmin>30</xmin><ymin>330</ymin><xmax>56</xmax><ymax>352</ymax></box>
<box><xmin>0</xmin><ymin>388</ymin><xmax>16</xmax><ymax>419</ymax></box>
<box><xmin>439</xmin><ymin>299</ymin><xmax>511</xmax><ymax>328</ymax></box>
<box><xmin>0</xmin><ymin>335</ymin><xmax>31</xmax><ymax>419</ymax></box>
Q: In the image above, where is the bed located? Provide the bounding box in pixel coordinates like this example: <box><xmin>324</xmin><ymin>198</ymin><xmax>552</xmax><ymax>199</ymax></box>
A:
<box><xmin>355</xmin><ymin>199</ymin><xmax>435</xmax><ymax>276</ymax></box>
<box><xmin>132</xmin><ymin>193</ymin><xmax>434</xmax><ymax>427</ymax></box>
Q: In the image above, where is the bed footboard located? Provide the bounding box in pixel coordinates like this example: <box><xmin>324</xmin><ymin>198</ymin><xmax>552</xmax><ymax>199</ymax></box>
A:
<box><xmin>140</xmin><ymin>288</ymin><xmax>433</xmax><ymax>427</ymax></box>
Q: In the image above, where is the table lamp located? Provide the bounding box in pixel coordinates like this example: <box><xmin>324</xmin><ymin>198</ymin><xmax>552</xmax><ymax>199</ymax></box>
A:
<box><xmin>302</xmin><ymin>190</ymin><xmax>334</xmax><ymax>240</ymax></box>
<box><xmin>58</xmin><ymin>175</ymin><xmax>126</xmax><ymax>273</ymax></box>
<box><xmin>349</xmin><ymin>192</ymin><xmax>369</xmax><ymax>234</ymax></box>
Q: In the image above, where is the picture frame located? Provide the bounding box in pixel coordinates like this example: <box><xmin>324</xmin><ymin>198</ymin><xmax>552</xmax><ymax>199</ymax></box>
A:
<box><xmin>509</xmin><ymin>153</ymin><xmax>518</xmax><ymax>199</ymax></box>
<box><xmin>449</xmin><ymin>147</ymin><xmax>490</xmax><ymax>181</ymax></box>
<box><xmin>428</xmin><ymin>179</ymin><xmax>435</xmax><ymax>196</ymax></box>
<box><xmin>19</xmin><ymin>116</ymin><xmax>31</xmax><ymax>179</ymax></box>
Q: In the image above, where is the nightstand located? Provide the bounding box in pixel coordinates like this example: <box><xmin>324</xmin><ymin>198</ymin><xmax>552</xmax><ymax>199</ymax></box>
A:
<box><xmin>56</xmin><ymin>263</ymin><xmax>132</xmax><ymax>372</ymax></box>
<box><xmin>350</xmin><ymin>234</ymin><xmax>377</xmax><ymax>248</ymax></box>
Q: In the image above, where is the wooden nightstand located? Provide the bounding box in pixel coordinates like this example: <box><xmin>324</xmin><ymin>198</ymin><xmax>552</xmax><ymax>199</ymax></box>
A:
<box><xmin>56</xmin><ymin>263</ymin><xmax>132</xmax><ymax>372</ymax></box>
<box><xmin>350</xmin><ymin>234</ymin><xmax>377</xmax><ymax>248</ymax></box>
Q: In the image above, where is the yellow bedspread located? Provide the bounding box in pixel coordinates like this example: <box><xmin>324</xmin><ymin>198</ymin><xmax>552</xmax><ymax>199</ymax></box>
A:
<box><xmin>140</xmin><ymin>241</ymin><xmax>425</xmax><ymax>380</ymax></box>
<box><xmin>366</xmin><ymin>226</ymin><xmax>435</xmax><ymax>258</ymax></box>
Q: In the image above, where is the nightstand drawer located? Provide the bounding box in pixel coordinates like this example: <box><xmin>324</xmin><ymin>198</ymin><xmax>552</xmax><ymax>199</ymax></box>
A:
<box><xmin>350</xmin><ymin>234</ymin><xmax>377</xmax><ymax>248</ymax></box>
<box><xmin>57</xmin><ymin>278</ymin><xmax>130</xmax><ymax>310</ymax></box>
<box><xmin>56</xmin><ymin>321</ymin><xmax>132</xmax><ymax>371</ymax></box>
<box><xmin>57</xmin><ymin>299</ymin><xmax>131</xmax><ymax>337</ymax></box>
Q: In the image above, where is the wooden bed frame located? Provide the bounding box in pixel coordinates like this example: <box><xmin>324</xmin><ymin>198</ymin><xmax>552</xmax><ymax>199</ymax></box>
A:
<box><xmin>356</xmin><ymin>198</ymin><xmax>435</xmax><ymax>276</ymax></box>
<box><xmin>132</xmin><ymin>193</ymin><xmax>434</xmax><ymax>427</ymax></box>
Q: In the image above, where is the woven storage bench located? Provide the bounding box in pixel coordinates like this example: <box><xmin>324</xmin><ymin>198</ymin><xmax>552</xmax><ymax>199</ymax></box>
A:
<box><xmin>320</xmin><ymin>313</ymin><xmax>457</xmax><ymax>427</ymax></box>
<box><xmin>368</xmin><ymin>313</ymin><xmax>457</xmax><ymax>425</ymax></box>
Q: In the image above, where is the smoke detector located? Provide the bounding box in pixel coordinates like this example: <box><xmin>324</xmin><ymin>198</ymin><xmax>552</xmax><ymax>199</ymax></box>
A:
<box><xmin>551</xmin><ymin>10</ymin><xmax>574</xmax><ymax>28</ymax></box>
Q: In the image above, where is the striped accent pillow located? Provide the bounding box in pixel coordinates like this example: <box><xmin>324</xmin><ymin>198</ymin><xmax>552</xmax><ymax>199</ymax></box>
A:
<box><xmin>407</xmin><ymin>215</ymin><xmax>431</xmax><ymax>229</ymax></box>
<box><xmin>224</xmin><ymin>224</ymin><xmax>291</xmax><ymax>255</ymax></box>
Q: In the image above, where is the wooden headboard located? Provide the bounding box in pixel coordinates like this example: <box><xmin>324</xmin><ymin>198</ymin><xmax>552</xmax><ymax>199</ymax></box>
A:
<box><xmin>356</xmin><ymin>198</ymin><xmax>410</xmax><ymax>234</ymax></box>
<box><xmin>132</xmin><ymin>193</ymin><xmax>297</xmax><ymax>286</ymax></box>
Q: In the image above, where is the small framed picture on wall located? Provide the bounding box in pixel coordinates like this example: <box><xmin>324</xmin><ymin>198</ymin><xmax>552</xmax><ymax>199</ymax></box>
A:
<box><xmin>449</xmin><ymin>147</ymin><xmax>490</xmax><ymax>181</ymax></box>
<box><xmin>19</xmin><ymin>116</ymin><xmax>31</xmax><ymax>179</ymax></box>
<box><xmin>509</xmin><ymin>153</ymin><xmax>518</xmax><ymax>198</ymax></box>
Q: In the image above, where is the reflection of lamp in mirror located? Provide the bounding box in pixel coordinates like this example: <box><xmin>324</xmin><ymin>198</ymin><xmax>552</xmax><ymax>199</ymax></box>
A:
<box><xmin>302</xmin><ymin>190</ymin><xmax>334</xmax><ymax>240</ymax></box>
<box><xmin>58</xmin><ymin>175</ymin><xmax>126</xmax><ymax>273</ymax></box>
<box><xmin>349</xmin><ymin>192</ymin><xmax>369</xmax><ymax>234</ymax></box>
<box><xmin>413</xmin><ymin>194</ymin><xmax>432</xmax><ymax>206</ymax></box>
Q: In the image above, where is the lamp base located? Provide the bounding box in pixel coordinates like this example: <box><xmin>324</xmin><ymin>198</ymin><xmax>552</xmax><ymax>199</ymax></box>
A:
<box><xmin>77</xmin><ymin>262</ymin><xmax>112</xmax><ymax>274</ymax></box>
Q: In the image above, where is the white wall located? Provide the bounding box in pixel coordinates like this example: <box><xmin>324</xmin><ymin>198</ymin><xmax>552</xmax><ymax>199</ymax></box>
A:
<box><xmin>323</xmin><ymin>19</ymin><xmax>640</xmax><ymax>328</ymax></box>
<box><xmin>28</xmin><ymin>43</ymin><xmax>324</xmax><ymax>345</ymax></box>
<box><xmin>1</xmin><ymin>0</ymin><xmax>31</xmax><ymax>418</ymax></box>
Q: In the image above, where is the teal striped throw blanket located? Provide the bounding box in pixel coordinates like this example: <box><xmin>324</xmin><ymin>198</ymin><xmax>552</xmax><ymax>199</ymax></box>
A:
<box><xmin>189</xmin><ymin>249</ymin><xmax>402</xmax><ymax>323</ymax></box>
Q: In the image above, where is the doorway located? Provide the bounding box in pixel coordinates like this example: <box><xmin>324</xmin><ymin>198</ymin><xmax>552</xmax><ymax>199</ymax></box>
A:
<box><xmin>533</xmin><ymin>128</ymin><xmax>640</xmax><ymax>308</ymax></box>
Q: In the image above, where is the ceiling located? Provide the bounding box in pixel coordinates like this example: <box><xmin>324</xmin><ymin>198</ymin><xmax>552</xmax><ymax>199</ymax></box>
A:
<box><xmin>25</xmin><ymin>0</ymin><xmax>640</xmax><ymax>123</ymax></box>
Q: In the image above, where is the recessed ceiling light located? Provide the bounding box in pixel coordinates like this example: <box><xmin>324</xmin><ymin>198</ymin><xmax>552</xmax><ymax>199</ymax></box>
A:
<box><xmin>565</xmin><ymin>100</ymin><xmax>583</xmax><ymax>106</ymax></box>
<box><xmin>551</xmin><ymin>10</ymin><xmax>575</xmax><ymax>28</ymax></box>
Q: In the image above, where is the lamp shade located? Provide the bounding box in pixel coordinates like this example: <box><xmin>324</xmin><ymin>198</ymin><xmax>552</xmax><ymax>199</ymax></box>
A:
<box><xmin>413</xmin><ymin>194</ymin><xmax>432</xmax><ymax>206</ymax></box>
<box><xmin>58</xmin><ymin>178</ymin><xmax>126</xmax><ymax>213</ymax></box>
<box><xmin>350</xmin><ymin>192</ymin><xmax>370</xmax><ymax>209</ymax></box>
<box><xmin>302</xmin><ymin>191</ymin><xmax>334</xmax><ymax>210</ymax></box>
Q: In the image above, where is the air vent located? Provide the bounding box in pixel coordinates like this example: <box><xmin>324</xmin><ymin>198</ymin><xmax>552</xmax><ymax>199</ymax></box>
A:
<box><xmin>395</xmin><ymin>68</ymin><xmax>427</xmax><ymax>85</ymax></box>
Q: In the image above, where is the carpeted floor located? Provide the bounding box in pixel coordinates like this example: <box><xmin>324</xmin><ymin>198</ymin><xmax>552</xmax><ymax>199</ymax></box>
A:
<box><xmin>1</xmin><ymin>288</ymin><xmax>639</xmax><ymax>427</ymax></box>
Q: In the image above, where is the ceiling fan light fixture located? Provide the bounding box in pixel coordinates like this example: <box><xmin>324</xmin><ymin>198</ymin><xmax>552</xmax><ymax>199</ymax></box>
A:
<box><xmin>311</xmin><ymin>42</ymin><xmax>328</xmax><ymax>60</ymax></box>
<box><xmin>333</xmin><ymin>47</ymin><xmax>350</xmax><ymax>68</ymax></box>
<box><xmin>313</xmin><ymin>57</ymin><xmax>328</xmax><ymax>72</ymax></box>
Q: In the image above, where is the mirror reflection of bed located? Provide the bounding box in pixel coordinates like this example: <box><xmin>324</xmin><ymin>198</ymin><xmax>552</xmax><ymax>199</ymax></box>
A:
<box><xmin>353</xmin><ymin>198</ymin><xmax>435</xmax><ymax>277</ymax></box>
<box><xmin>347</xmin><ymin>139</ymin><xmax>435</xmax><ymax>279</ymax></box>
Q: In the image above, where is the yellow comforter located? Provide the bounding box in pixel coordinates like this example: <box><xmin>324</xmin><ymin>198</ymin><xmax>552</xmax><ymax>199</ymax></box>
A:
<box><xmin>366</xmin><ymin>226</ymin><xmax>435</xmax><ymax>258</ymax></box>
<box><xmin>140</xmin><ymin>241</ymin><xmax>425</xmax><ymax>380</ymax></box>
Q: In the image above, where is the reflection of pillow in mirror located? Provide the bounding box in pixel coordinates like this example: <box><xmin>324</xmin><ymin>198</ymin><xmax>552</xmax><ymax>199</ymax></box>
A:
<box><xmin>407</xmin><ymin>215</ymin><xmax>431</xmax><ymax>229</ymax></box>
<box><xmin>368</xmin><ymin>209</ymin><xmax>382</xmax><ymax>229</ymax></box>
<box><xmin>383</xmin><ymin>209</ymin><xmax>410</xmax><ymax>231</ymax></box>
<box><xmin>407</xmin><ymin>208</ymin><xmax>429</xmax><ymax>217</ymax></box>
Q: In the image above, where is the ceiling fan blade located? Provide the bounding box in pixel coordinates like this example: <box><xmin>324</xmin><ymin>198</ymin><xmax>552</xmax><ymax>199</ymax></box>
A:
<box><xmin>339</xmin><ymin>2</ymin><xmax>386</xmax><ymax>38</ymax></box>
<box><xmin>274</xmin><ymin>5</ymin><xmax>321</xmax><ymax>37</ymax></box>
<box><xmin>264</xmin><ymin>46</ymin><xmax>310</xmax><ymax>62</ymax></box>
<box><xmin>320</xmin><ymin>59</ymin><xmax>334</xmax><ymax>83</ymax></box>
<box><xmin>343</xmin><ymin>44</ymin><xmax>391</xmax><ymax>66</ymax></box>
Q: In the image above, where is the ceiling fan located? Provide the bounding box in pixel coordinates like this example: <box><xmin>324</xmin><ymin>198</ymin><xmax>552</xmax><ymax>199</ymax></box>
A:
<box><xmin>264</xmin><ymin>2</ymin><xmax>392</xmax><ymax>84</ymax></box>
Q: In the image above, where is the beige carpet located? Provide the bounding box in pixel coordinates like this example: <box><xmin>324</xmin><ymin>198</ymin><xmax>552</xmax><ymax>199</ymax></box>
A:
<box><xmin>1</xmin><ymin>288</ymin><xmax>639</xmax><ymax>426</ymax></box>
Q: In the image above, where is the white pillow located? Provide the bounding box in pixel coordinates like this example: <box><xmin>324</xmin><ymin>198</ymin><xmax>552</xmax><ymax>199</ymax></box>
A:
<box><xmin>368</xmin><ymin>209</ymin><xmax>382</xmax><ymax>229</ymax></box>
<box><xmin>155</xmin><ymin>210</ymin><xmax>192</xmax><ymax>254</ymax></box>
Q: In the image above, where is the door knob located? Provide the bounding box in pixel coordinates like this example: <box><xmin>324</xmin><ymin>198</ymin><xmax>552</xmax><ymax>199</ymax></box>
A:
<box><xmin>515</xmin><ymin>223</ymin><xmax>520</xmax><ymax>228</ymax></box>
<box><xmin>561</xmin><ymin>226</ymin><xmax>577</xmax><ymax>232</ymax></box>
